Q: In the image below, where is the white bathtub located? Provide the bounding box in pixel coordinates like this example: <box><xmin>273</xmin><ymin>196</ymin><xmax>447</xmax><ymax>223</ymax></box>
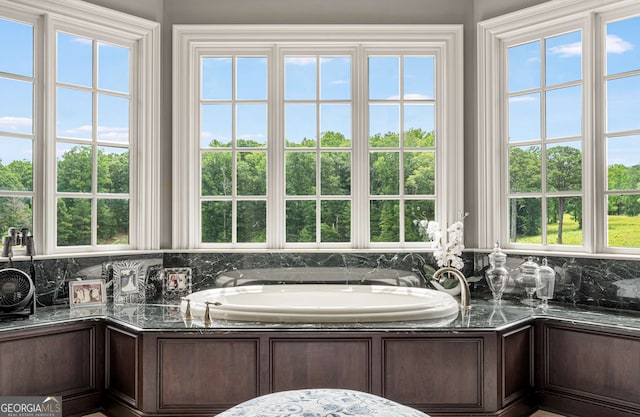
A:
<box><xmin>180</xmin><ymin>284</ymin><xmax>459</xmax><ymax>323</ymax></box>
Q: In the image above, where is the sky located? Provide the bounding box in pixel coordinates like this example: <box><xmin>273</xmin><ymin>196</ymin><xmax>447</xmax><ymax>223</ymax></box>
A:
<box><xmin>0</xmin><ymin>15</ymin><xmax>638</xmax><ymax>169</ymax></box>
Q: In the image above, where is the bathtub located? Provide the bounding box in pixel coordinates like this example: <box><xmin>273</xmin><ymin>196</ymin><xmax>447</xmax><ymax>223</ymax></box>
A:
<box><xmin>180</xmin><ymin>281</ymin><xmax>460</xmax><ymax>323</ymax></box>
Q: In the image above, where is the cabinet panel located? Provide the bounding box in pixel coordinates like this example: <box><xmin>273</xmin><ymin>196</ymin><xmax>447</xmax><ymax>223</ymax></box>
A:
<box><xmin>158</xmin><ymin>338</ymin><xmax>259</xmax><ymax>410</ymax></box>
<box><xmin>106</xmin><ymin>326</ymin><xmax>138</xmax><ymax>406</ymax></box>
<box><xmin>271</xmin><ymin>339</ymin><xmax>371</xmax><ymax>392</ymax></box>
<box><xmin>0</xmin><ymin>326</ymin><xmax>95</xmax><ymax>397</ymax></box>
<box><xmin>502</xmin><ymin>325</ymin><xmax>533</xmax><ymax>405</ymax></box>
<box><xmin>383</xmin><ymin>338</ymin><xmax>482</xmax><ymax>409</ymax></box>
<box><xmin>545</xmin><ymin>325</ymin><xmax>640</xmax><ymax>409</ymax></box>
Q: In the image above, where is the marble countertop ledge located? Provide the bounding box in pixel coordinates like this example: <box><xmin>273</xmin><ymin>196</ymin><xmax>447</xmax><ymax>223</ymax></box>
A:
<box><xmin>0</xmin><ymin>299</ymin><xmax>639</xmax><ymax>335</ymax></box>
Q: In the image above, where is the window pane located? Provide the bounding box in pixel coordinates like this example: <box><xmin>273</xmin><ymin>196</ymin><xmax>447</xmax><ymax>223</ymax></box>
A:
<box><xmin>607</xmin><ymin>75</ymin><xmax>640</xmax><ymax>133</ymax></box>
<box><xmin>509</xmin><ymin>145</ymin><xmax>541</xmax><ymax>193</ymax></box>
<box><xmin>370</xmin><ymin>152</ymin><xmax>399</xmax><ymax>195</ymax></box>
<box><xmin>285</xmin><ymin>104</ymin><xmax>316</xmax><ymax>146</ymax></box>
<box><xmin>237</xmin><ymin>103</ymin><xmax>266</xmax><ymax>147</ymax></box>
<box><xmin>547</xmin><ymin>196</ymin><xmax>582</xmax><ymax>245</ymax></box>
<box><xmin>201</xmin><ymin>152</ymin><xmax>232</xmax><ymax>196</ymax></box>
<box><xmin>201</xmin><ymin>104</ymin><xmax>232</xmax><ymax>148</ymax></box>
<box><xmin>546</xmin><ymin>142</ymin><xmax>582</xmax><ymax>192</ymax></box>
<box><xmin>57</xmin><ymin>144</ymin><xmax>92</xmax><ymax>193</ymax></box>
<box><xmin>98</xmin><ymin>94</ymin><xmax>129</xmax><ymax>143</ymax></box>
<box><xmin>0</xmin><ymin>137</ymin><xmax>32</xmax><ymax>191</ymax></box>
<box><xmin>286</xmin><ymin>152</ymin><xmax>316</xmax><ymax>195</ymax></box>
<box><xmin>202</xmin><ymin>201</ymin><xmax>232</xmax><ymax>243</ymax></box>
<box><xmin>321</xmin><ymin>200</ymin><xmax>350</xmax><ymax>242</ymax></box>
<box><xmin>57</xmin><ymin>87</ymin><xmax>92</xmax><ymax>139</ymax></box>
<box><xmin>320</xmin><ymin>104</ymin><xmax>351</xmax><ymax>147</ymax></box>
<box><xmin>404</xmin><ymin>152</ymin><xmax>435</xmax><ymax>195</ymax></box>
<box><xmin>405</xmin><ymin>199</ymin><xmax>435</xmax><ymax>242</ymax></box>
<box><xmin>57</xmin><ymin>32</ymin><xmax>92</xmax><ymax>87</ymax></box>
<box><xmin>404</xmin><ymin>56</ymin><xmax>434</xmax><ymax>99</ymax></box>
<box><xmin>320</xmin><ymin>57</ymin><xmax>350</xmax><ymax>100</ymax></box>
<box><xmin>57</xmin><ymin>198</ymin><xmax>92</xmax><ymax>246</ymax></box>
<box><xmin>369</xmin><ymin>57</ymin><xmax>399</xmax><ymax>100</ymax></box>
<box><xmin>370</xmin><ymin>200</ymin><xmax>399</xmax><ymax>242</ymax></box>
<box><xmin>546</xmin><ymin>86</ymin><xmax>581</xmax><ymax>139</ymax></box>
<box><xmin>286</xmin><ymin>200</ymin><xmax>315</xmax><ymax>242</ymax></box>
<box><xmin>369</xmin><ymin>104</ymin><xmax>399</xmax><ymax>147</ymax></box>
<box><xmin>508</xmin><ymin>197</ymin><xmax>542</xmax><ymax>244</ymax></box>
<box><xmin>545</xmin><ymin>31</ymin><xmax>582</xmax><ymax>86</ymax></box>
<box><xmin>98</xmin><ymin>147</ymin><xmax>129</xmax><ymax>193</ymax></box>
<box><xmin>508</xmin><ymin>41</ymin><xmax>540</xmax><ymax>92</ymax></box>
<box><xmin>201</xmin><ymin>57</ymin><xmax>231</xmax><ymax>100</ymax></box>
<box><xmin>404</xmin><ymin>104</ymin><xmax>434</xmax><ymax>147</ymax></box>
<box><xmin>508</xmin><ymin>93</ymin><xmax>540</xmax><ymax>142</ymax></box>
<box><xmin>97</xmin><ymin>199</ymin><xmax>129</xmax><ymax>244</ymax></box>
<box><xmin>0</xmin><ymin>77</ymin><xmax>33</xmax><ymax>135</ymax></box>
<box><xmin>98</xmin><ymin>43</ymin><xmax>130</xmax><ymax>93</ymax></box>
<box><xmin>0</xmin><ymin>18</ymin><xmax>32</xmax><ymax>76</ymax></box>
<box><xmin>0</xmin><ymin>197</ymin><xmax>32</xmax><ymax>233</ymax></box>
<box><xmin>607</xmin><ymin>195</ymin><xmax>640</xmax><ymax>248</ymax></box>
<box><xmin>237</xmin><ymin>152</ymin><xmax>266</xmax><ymax>195</ymax></box>
<box><xmin>321</xmin><ymin>152</ymin><xmax>350</xmax><ymax>195</ymax></box>
<box><xmin>237</xmin><ymin>200</ymin><xmax>266</xmax><ymax>243</ymax></box>
<box><xmin>237</xmin><ymin>57</ymin><xmax>266</xmax><ymax>100</ymax></box>
<box><xmin>607</xmin><ymin>135</ymin><xmax>640</xmax><ymax>191</ymax></box>
<box><xmin>606</xmin><ymin>16</ymin><xmax>640</xmax><ymax>76</ymax></box>
<box><xmin>285</xmin><ymin>56</ymin><xmax>316</xmax><ymax>100</ymax></box>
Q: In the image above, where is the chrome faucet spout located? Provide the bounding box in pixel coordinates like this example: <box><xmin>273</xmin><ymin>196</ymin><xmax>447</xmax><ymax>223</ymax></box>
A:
<box><xmin>432</xmin><ymin>266</ymin><xmax>471</xmax><ymax>310</ymax></box>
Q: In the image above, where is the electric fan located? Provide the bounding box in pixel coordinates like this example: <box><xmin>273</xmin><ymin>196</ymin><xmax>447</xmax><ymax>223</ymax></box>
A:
<box><xmin>0</xmin><ymin>268</ymin><xmax>35</xmax><ymax>319</ymax></box>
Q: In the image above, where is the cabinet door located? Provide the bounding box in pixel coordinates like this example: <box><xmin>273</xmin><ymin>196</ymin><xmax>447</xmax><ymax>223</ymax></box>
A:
<box><xmin>383</xmin><ymin>338</ymin><xmax>483</xmax><ymax>411</ymax></box>
<box><xmin>157</xmin><ymin>338</ymin><xmax>259</xmax><ymax>413</ymax></box>
<box><xmin>270</xmin><ymin>338</ymin><xmax>371</xmax><ymax>392</ymax></box>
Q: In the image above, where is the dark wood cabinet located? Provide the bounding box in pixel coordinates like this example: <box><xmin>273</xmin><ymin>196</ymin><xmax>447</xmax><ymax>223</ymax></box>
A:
<box><xmin>0</xmin><ymin>321</ymin><xmax>104</xmax><ymax>417</ymax></box>
<box><xmin>536</xmin><ymin>320</ymin><xmax>640</xmax><ymax>417</ymax></box>
<box><xmin>101</xmin><ymin>328</ymin><xmax>535</xmax><ymax>417</ymax></box>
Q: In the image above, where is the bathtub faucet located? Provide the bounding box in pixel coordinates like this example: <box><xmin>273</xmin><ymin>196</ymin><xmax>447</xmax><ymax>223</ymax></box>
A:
<box><xmin>432</xmin><ymin>267</ymin><xmax>471</xmax><ymax>310</ymax></box>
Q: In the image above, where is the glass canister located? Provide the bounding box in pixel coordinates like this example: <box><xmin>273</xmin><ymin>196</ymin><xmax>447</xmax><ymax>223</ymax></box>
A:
<box><xmin>485</xmin><ymin>242</ymin><xmax>509</xmax><ymax>304</ymax></box>
<box><xmin>536</xmin><ymin>258</ymin><xmax>556</xmax><ymax>309</ymax></box>
<box><xmin>515</xmin><ymin>257</ymin><xmax>539</xmax><ymax>306</ymax></box>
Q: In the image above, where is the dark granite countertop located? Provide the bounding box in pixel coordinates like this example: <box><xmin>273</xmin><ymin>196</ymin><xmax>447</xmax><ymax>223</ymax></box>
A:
<box><xmin>0</xmin><ymin>298</ymin><xmax>638</xmax><ymax>335</ymax></box>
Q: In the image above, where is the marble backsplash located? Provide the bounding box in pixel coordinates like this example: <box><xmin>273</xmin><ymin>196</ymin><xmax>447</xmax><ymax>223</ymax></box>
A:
<box><xmin>2</xmin><ymin>251</ymin><xmax>639</xmax><ymax>312</ymax></box>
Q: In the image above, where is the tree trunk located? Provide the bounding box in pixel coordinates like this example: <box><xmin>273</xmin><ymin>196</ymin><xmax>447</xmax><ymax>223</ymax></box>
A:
<box><xmin>557</xmin><ymin>197</ymin><xmax>565</xmax><ymax>245</ymax></box>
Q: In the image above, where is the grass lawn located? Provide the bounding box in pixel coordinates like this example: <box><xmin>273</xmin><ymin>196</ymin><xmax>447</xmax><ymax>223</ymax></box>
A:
<box><xmin>515</xmin><ymin>214</ymin><xmax>640</xmax><ymax>247</ymax></box>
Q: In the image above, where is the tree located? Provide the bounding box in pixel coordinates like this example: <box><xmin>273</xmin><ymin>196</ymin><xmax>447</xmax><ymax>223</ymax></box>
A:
<box><xmin>546</xmin><ymin>146</ymin><xmax>582</xmax><ymax>244</ymax></box>
<box><xmin>508</xmin><ymin>146</ymin><xmax>541</xmax><ymax>241</ymax></box>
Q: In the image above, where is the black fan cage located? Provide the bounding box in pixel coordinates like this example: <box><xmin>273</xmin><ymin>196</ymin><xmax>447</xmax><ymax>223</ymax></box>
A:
<box><xmin>0</xmin><ymin>268</ymin><xmax>34</xmax><ymax>311</ymax></box>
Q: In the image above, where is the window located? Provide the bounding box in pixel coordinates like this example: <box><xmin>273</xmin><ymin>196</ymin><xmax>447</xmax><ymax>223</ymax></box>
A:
<box><xmin>478</xmin><ymin>0</ymin><xmax>640</xmax><ymax>255</ymax></box>
<box><xmin>0</xmin><ymin>15</ymin><xmax>35</xmax><ymax>244</ymax></box>
<box><xmin>174</xmin><ymin>25</ymin><xmax>463</xmax><ymax>249</ymax></box>
<box><xmin>0</xmin><ymin>0</ymin><xmax>160</xmax><ymax>255</ymax></box>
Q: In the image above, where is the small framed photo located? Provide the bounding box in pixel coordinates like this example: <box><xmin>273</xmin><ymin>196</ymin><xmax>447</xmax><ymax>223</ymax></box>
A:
<box><xmin>113</xmin><ymin>261</ymin><xmax>145</xmax><ymax>304</ymax></box>
<box><xmin>70</xmin><ymin>279</ymin><xmax>106</xmax><ymax>308</ymax></box>
<box><xmin>161</xmin><ymin>268</ymin><xmax>192</xmax><ymax>298</ymax></box>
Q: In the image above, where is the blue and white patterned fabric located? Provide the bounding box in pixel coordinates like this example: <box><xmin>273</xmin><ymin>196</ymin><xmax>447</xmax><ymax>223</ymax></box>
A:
<box><xmin>217</xmin><ymin>389</ymin><xmax>430</xmax><ymax>417</ymax></box>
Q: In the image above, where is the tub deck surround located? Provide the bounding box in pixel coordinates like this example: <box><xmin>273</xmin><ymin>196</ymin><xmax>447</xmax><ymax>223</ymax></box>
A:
<box><xmin>0</xmin><ymin>299</ymin><xmax>638</xmax><ymax>334</ymax></box>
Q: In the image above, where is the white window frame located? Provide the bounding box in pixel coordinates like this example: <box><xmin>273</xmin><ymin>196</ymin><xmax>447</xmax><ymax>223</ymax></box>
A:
<box><xmin>478</xmin><ymin>0</ymin><xmax>640</xmax><ymax>256</ymax></box>
<box><xmin>0</xmin><ymin>0</ymin><xmax>160</xmax><ymax>255</ymax></box>
<box><xmin>173</xmin><ymin>25</ymin><xmax>464</xmax><ymax>250</ymax></box>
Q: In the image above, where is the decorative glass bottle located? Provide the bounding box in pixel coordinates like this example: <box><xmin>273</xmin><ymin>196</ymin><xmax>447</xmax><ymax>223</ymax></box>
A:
<box><xmin>515</xmin><ymin>257</ymin><xmax>539</xmax><ymax>306</ymax></box>
<box><xmin>536</xmin><ymin>258</ymin><xmax>556</xmax><ymax>309</ymax></box>
<box><xmin>485</xmin><ymin>242</ymin><xmax>509</xmax><ymax>304</ymax></box>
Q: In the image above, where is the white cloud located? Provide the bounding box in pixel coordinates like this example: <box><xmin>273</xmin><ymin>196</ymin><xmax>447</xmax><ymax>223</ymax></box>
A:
<box><xmin>330</xmin><ymin>80</ymin><xmax>349</xmax><ymax>85</ymax></box>
<box><xmin>0</xmin><ymin>116</ymin><xmax>32</xmax><ymax>131</ymax></box>
<box><xmin>509</xmin><ymin>95</ymin><xmax>537</xmax><ymax>103</ymax></box>
<box><xmin>63</xmin><ymin>125</ymin><xmax>129</xmax><ymax>141</ymax></box>
<box><xmin>607</xmin><ymin>34</ymin><xmax>634</xmax><ymax>54</ymax></box>
<box><xmin>286</xmin><ymin>57</ymin><xmax>316</xmax><ymax>66</ymax></box>
<box><xmin>548</xmin><ymin>41</ymin><xmax>582</xmax><ymax>58</ymax></box>
<box><xmin>71</xmin><ymin>36</ymin><xmax>92</xmax><ymax>45</ymax></box>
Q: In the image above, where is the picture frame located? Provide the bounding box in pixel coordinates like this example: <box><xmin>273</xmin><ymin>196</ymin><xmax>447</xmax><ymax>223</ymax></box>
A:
<box><xmin>113</xmin><ymin>260</ymin><xmax>146</xmax><ymax>304</ymax></box>
<box><xmin>69</xmin><ymin>279</ymin><xmax>106</xmax><ymax>308</ymax></box>
<box><xmin>161</xmin><ymin>267</ymin><xmax>192</xmax><ymax>298</ymax></box>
